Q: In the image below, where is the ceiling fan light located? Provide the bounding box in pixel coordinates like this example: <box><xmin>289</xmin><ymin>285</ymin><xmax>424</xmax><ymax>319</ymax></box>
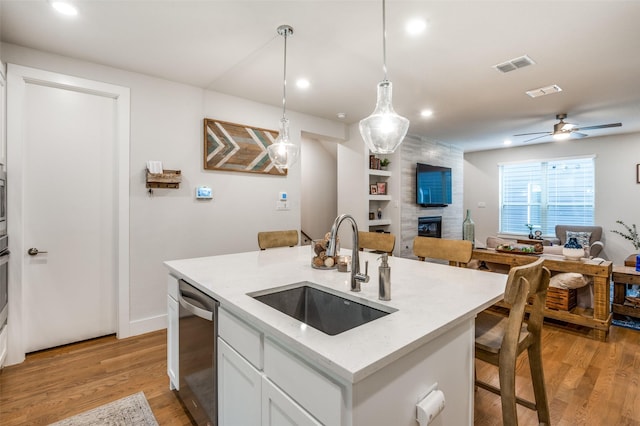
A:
<box><xmin>359</xmin><ymin>81</ymin><xmax>409</xmax><ymax>154</ymax></box>
<box><xmin>553</xmin><ymin>132</ymin><xmax>571</xmax><ymax>141</ymax></box>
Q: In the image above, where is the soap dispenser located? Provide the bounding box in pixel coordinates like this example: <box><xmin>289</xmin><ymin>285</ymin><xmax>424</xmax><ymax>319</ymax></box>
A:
<box><xmin>378</xmin><ymin>253</ymin><xmax>391</xmax><ymax>301</ymax></box>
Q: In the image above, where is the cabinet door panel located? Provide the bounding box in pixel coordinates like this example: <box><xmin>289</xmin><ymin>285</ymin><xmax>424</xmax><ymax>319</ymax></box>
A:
<box><xmin>167</xmin><ymin>295</ymin><xmax>178</xmax><ymax>390</ymax></box>
<box><xmin>262</xmin><ymin>377</ymin><xmax>322</xmax><ymax>426</ymax></box>
<box><xmin>218</xmin><ymin>338</ymin><xmax>262</xmax><ymax>426</ymax></box>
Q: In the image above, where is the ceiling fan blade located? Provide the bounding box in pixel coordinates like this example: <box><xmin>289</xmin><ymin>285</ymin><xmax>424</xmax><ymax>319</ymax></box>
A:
<box><xmin>514</xmin><ymin>131</ymin><xmax>551</xmax><ymax>137</ymax></box>
<box><xmin>572</xmin><ymin>132</ymin><xmax>588</xmax><ymax>138</ymax></box>
<box><xmin>574</xmin><ymin>122</ymin><xmax>622</xmax><ymax>131</ymax></box>
<box><xmin>523</xmin><ymin>134</ymin><xmax>551</xmax><ymax>143</ymax></box>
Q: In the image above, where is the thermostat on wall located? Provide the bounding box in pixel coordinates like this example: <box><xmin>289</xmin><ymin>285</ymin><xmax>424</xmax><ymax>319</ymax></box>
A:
<box><xmin>196</xmin><ymin>186</ymin><xmax>212</xmax><ymax>199</ymax></box>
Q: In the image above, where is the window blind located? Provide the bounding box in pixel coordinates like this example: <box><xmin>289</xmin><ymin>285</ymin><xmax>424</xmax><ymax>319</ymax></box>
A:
<box><xmin>499</xmin><ymin>157</ymin><xmax>595</xmax><ymax>235</ymax></box>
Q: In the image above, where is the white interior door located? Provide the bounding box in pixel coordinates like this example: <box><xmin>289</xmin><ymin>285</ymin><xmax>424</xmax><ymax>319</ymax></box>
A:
<box><xmin>22</xmin><ymin>83</ymin><xmax>116</xmax><ymax>352</ymax></box>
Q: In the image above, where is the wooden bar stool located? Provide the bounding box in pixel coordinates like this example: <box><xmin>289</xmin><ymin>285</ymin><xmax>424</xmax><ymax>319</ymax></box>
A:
<box><xmin>257</xmin><ymin>230</ymin><xmax>299</xmax><ymax>250</ymax></box>
<box><xmin>412</xmin><ymin>236</ymin><xmax>472</xmax><ymax>267</ymax></box>
<box><xmin>358</xmin><ymin>231</ymin><xmax>395</xmax><ymax>255</ymax></box>
<box><xmin>475</xmin><ymin>257</ymin><xmax>551</xmax><ymax>426</ymax></box>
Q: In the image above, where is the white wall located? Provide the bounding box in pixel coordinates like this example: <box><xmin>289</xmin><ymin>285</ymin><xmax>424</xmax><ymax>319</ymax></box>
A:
<box><xmin>1</xmin><ymin>43</ymin><xmax>347</xmax><ymax>334</ymax></box>
<box><xmin>464</xmin><ymin>132</ymin><xmax>640</xmax><ymax>265</ymax></box>
<box><xmin>301</xmin><ymin>136</ymin><xmax>337</xmax><ymax>240</ymax></box>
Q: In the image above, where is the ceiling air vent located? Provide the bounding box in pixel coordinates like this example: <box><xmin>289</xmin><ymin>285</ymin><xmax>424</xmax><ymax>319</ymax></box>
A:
<box><xmin>525</xmin><ymin>84</ymin><xmax>563</xmax><ymax>98</ymax></box>
<box><xmin>493</xmin><ymin>55</ymin><xmax>536</xmax><ymax>73</ymax></box>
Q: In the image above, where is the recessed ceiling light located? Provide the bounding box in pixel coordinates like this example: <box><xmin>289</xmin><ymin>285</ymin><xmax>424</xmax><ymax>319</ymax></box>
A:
<box><xmin>336</xmin><ymin>112</ymin><xmax>346</xmax><ymax>119</ymax></box>
<box><xmin>406</xmin><ymin>18</ymin><xmax>427</xmax><ymax>35</ymax></box>
<box><xmin>296</xmin><ymin>78</ymin><xmax>310</xmax><ymax>89</ymax></box>
<box><xmin>503</xmin><ymin>140</ymin><xmax>512</xmax><ymax>146</ymax></box>
<box><xmin>51</xmin><ymin>1</ymin><xmax>78</xmax><ymax>16</ymax></box>
<box><xmin>420</xmin><ymin>109</ymin><xmax>433</xmax><ymax>118</ymax></box>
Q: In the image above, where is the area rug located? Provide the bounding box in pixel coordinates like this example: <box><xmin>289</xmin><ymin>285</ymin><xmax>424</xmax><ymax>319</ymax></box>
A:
<box><xmin>612</xmin><ymin>314</ymin><xmax>640</xmax><ymax>331</ymax></box>
<box><xmin>49</xmin><ymin>392</ymin><xmax>158</xmax><ymax>426</ymax></box>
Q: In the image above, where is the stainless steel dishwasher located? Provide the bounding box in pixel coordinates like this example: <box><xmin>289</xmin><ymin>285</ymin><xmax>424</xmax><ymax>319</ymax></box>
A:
<box><xmin>177</xmin><ymin>279</ymin><xmax>219</xmax><ymax>426</ymax></box>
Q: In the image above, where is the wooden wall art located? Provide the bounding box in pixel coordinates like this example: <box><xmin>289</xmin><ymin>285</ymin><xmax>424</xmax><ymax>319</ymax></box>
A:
<box><xmin>203</xmin><ymin>118</ymin><xmax>287</xmax><ymax>176</ymax></box>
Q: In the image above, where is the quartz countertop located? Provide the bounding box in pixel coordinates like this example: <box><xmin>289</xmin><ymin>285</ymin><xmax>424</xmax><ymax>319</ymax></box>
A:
<box><xmin>164</xmin><ymin>246</ymin><xmax>506</xmax><ymax>383</ymax></box>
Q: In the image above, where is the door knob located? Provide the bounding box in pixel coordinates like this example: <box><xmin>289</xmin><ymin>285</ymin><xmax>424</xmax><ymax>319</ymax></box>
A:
<box><xmin>27</xmin><ymin>248</ymin><xmax>48</xmax><ymax>256</ymax></box>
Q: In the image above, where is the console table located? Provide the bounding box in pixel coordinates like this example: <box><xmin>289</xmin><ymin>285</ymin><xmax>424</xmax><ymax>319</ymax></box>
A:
<box><xmin>612</xmin><ymin>265</ymin><xmax>640</xmax><ymax>319</ymax></box>
<box><xmin>472</xmin><ymin>248</ymin><xmax>613</xmax><ymax>341</ymax></box>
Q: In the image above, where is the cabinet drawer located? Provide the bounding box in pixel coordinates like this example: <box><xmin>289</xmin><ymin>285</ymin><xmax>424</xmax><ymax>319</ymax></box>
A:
<box><xmin>264</xmin><ymin>338</ymin><xmax>343</xmax><ymax>426</ymax></box>
<box><xmin>219</xmin><ymin>308</ymin><xmax>263</xmax><ymax>369</ymax></box>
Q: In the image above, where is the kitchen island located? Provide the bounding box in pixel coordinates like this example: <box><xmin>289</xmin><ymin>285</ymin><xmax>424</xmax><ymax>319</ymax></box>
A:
<box><xmin>165</xmin><ymin>246</ymin><xmax>506</xmax><ymax>425</ymax></box>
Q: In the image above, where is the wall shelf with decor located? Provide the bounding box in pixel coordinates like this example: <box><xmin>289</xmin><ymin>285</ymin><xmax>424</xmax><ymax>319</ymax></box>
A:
<box><xmin>146</xmin><ymin>169</ymin><xmax>182</xmax><ymax>189</ymax></box>
<box><xmin>368</xmin><ymin>165</ymin><xmax>392</xmax><ymax>230</ymax></box>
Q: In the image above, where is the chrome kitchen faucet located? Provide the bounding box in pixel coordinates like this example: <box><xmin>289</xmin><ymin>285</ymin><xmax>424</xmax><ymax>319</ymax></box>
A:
<box><xmin>326</xmin><ymin>214</ymin><xmax>370</xmax><ymax>292</ymax></box>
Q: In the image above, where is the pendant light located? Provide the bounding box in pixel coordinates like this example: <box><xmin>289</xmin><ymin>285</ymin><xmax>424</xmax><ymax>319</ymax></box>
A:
<box><xmin>267</xmin><ymin>25</ymin><xmax>299</xmax><ymax>170</ymax></box>
<box><xmin>359</xmin><ymin>0</ymin><xmax>410</xmax><ymax>154</ymax></box>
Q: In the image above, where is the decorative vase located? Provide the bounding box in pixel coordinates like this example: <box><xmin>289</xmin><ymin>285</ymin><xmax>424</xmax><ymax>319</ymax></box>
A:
<box><xmin>562</xmin><ymin>237</ymin><xmax>584</xmax><ymax>260</ymax></box>
<box><xmin>529</xmin><ymin>231</ymin><xmax>534</xmax><ymax>239</ymax></box>
<box><xmin>462</xmin><ymin>209</ymin><xmax>475</xmax><ymax>247</ymax></box>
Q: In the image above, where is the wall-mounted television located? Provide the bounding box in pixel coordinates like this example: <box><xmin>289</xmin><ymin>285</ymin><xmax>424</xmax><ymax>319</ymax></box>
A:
<box><xmin>416</xmin><ymin>163</ymin><xmax>452</xmax><ymax>207</ymax></box>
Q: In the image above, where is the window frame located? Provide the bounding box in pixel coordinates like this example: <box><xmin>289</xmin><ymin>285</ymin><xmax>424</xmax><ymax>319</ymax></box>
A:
<box><xmin>498</xmin><ymin>155</ymin><xmax>596</xmax><ymax>236</ymax></box>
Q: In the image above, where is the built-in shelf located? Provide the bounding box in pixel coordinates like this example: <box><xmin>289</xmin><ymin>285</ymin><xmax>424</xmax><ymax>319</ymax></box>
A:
<box><xmin>368</xmin><ymin>195</ymin><xmax>392</xmax><ymax>201</ymax></box>
<box><xmin>368</xmin><ymin>219</ymin><xmax>391</xmax><ymax>226</ymax></box>
<box><xmin>368</xmin><ymin>169</ymin><xmax>392</xmax><ymax>177</ymax></box>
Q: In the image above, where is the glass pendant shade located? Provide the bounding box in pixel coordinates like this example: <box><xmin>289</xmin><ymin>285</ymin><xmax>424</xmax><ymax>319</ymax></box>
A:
<box><xmin>359</xmin><ymin>80</ymin><xmax>410</xmax><ymax>154</ymax></box>
<box><xmin>267</xmin><ymin>117</ymin><xmax>299</xmax><ymax>170</ymax></box>
<box><xmin>267</xmin><ymin>24</ymin><xmax>299</xmax><ymax>170</ymax></box>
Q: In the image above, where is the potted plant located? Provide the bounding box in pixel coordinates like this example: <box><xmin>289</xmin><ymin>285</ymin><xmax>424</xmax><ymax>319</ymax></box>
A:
<box><xmin>611</xmin><ymin>220</ymin><xmax>640</xmax><ymax>266</ymax></box>
<box><xmin>525</xmin><ymin>223</ymin><xmax>536</xmax><ymax>239</ymax></box>
<box><xmin>380</xmin><ymin>158</ymin><xmax>391</xmax><ymax>170</ymax></box>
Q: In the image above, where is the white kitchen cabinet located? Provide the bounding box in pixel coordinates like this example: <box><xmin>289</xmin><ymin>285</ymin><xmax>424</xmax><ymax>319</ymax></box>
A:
<box><xmin>167</xmin><ymin>276</ymin><xmax>179</xmax><ymax>390</ymax></box>
<box><xmin>218</xmin><ymin>337</ymin><xmax>262</xmax><ymax>426</ymax></box>
<box><xmin>262</xmin><ymin>377</ymin><xmax>322</xmax><ymax>426</ymax></box>
<box><xmin>0</xmin><ymin>323</ymin><xmax>7</xmax><ymax>367</ymax></box>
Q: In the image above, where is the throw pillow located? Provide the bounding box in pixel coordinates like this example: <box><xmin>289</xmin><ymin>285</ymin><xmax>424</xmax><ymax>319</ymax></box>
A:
<box><xmin>566</xmin><ymin>231</ymin><xmax>591</xmax><ymax>248</ymax></box>
<box><xmin>550</xmin><ymin>272</ymin><xmax>589</xmax><ymax>289</ymax></box>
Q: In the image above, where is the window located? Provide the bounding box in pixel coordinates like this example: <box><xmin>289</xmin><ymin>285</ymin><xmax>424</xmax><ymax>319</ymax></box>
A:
<box><xmin>499</xmin><ymin>156</ymin><xmax>595</xmax><ymax>236</ymax></box>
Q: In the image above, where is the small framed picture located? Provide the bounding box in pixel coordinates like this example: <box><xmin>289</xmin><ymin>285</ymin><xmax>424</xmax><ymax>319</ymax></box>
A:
<box><xmin>376</xmin><ymin>182</ymin><xmax>387</xmax><ymax>195</ymax></box>
<box><xmin>369</xmin><ymin>212</ymin><xmax>375</xmax><ymax>220</ymax></box>
<box><xmin>370</xmin><ymin>184</ymin><xmax>378</xmax><ymax>195</ymax></box>
<box><xmin>637</xmin><ymin>164</ymin><xmax>640</xmax><ymax>183</ymax></box>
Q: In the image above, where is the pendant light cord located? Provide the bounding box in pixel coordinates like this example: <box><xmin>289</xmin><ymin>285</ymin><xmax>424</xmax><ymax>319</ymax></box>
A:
<box><xmin>282</xmin><ymin>30</ymin><xmax>288</xmax><ymax>119</ymax></box>
<box><xmin>382</xmin><ymin>0</ymin><xmax>388</xmax><ymax>81</ymax></box>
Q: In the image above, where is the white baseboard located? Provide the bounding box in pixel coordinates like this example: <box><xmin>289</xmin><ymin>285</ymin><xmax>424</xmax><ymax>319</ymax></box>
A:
<box><xmin>126</xmin><ymin>314</ymin><xmax>167</xmax><ymax>338</ymax></box>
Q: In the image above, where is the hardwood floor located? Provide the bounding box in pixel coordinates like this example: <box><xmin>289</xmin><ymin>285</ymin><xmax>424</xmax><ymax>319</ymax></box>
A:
<box><xmin>0</xmin><ymin>330</ymin><xmax>192</xmax><ymax>425</ymax></box>
<box><xmin>1</xmin><ymin>323</ymin><xmax>639</xmax><ymax>425</ymax></box>
<box><xmin>475</xmin><ymin>322</ymin><xmax>640</xmax><ymax>426</ymax></box>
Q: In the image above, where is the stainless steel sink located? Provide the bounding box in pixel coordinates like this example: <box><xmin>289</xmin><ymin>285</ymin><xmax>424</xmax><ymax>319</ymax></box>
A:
<box><xmin>249</xmin><ymin>282</ymin><xmax>396</xmax><ymax>336</ymax></box>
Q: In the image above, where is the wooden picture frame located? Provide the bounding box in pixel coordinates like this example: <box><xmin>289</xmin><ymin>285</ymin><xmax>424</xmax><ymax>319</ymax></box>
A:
<box><xmin>370</xmin><ymin>184</ymin><xmax>378</xmax><ymax>195</ymax></box>
<box><xmin>376</xmin><ymin>182</ymin><xmax>387</xmax><ymax>195</ymax></box>
<box><xmin>203</xmin><ymin>118</ymin><xmax>287</xmax><ymax>176</ymax></box>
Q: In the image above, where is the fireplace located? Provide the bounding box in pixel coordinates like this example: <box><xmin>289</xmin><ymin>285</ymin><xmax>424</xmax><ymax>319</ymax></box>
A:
<box><xmin>418</xmin><ymin>216</ymin><xmax>442</xmax><ymax>238</ymax></box>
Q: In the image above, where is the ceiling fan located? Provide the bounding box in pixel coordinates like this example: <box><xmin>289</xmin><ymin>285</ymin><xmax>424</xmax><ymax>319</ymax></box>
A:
<box><xmin>514</xmin><ymin>113</ymin><xmax>622</xmax><ymax>143</ymax></box>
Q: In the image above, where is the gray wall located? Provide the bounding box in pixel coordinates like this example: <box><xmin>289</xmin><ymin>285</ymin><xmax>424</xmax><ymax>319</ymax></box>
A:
<box><xmin>398</xmin><ymin>136</ymin><xmax>464</xmax><ymax>258</ymax></box>
<box><xmin>464</xmin><ymin>132</ymin><xmax>640</xmax><ymax>265</ymax></box>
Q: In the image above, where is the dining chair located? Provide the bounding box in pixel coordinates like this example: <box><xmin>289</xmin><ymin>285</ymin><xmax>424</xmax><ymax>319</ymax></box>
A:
<box><xmin>474</xmin><ymin>256</ymin><xmax>551</xmax><ymax>426</ymax></box>
<box><xmin>412</xmin><ymin>236</ymin><xmax>472</xmax><ymax>267</ymax></box>
<box><xmin>358</xmin><ymin>231</ymin><xmax>395</xmax><ymax>255</ymax></box>
<box><xmin>257</xmin><ymin>230</ymin><xmax>299</xmax><ymax>250</ymax></box>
